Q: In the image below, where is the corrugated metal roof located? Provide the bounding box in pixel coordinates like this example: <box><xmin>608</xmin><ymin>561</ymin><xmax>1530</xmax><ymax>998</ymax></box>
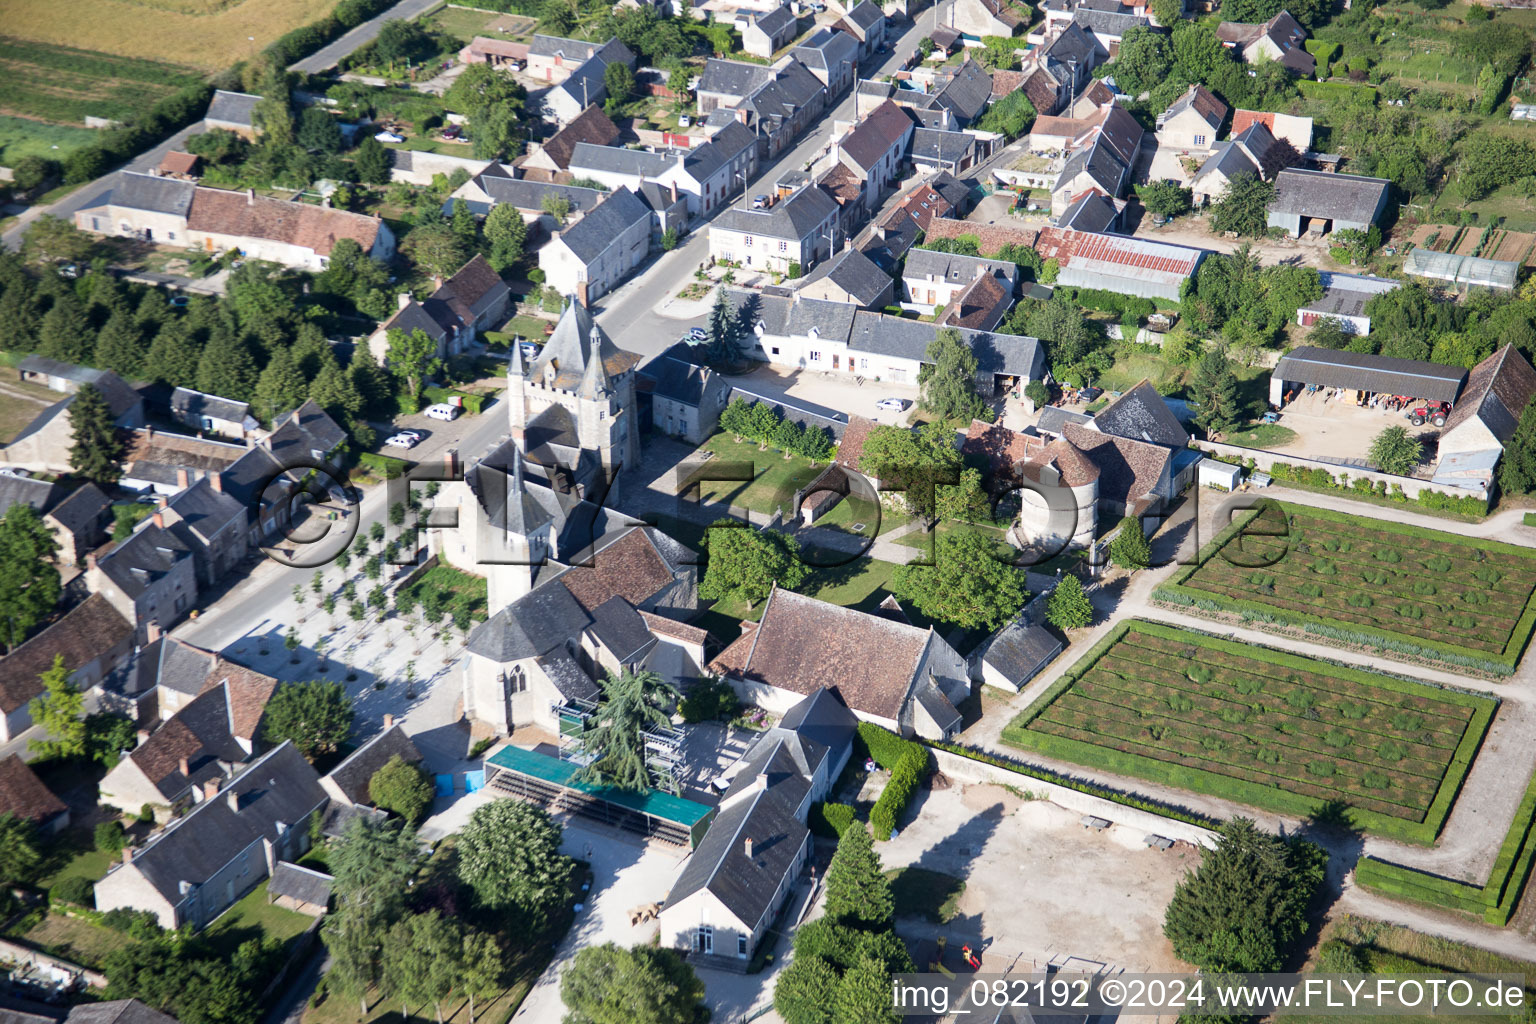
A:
<box><xmin>1273</xmin><ymin>346</ymin><xmax>1466</xmax><ymax>402</ymax></box>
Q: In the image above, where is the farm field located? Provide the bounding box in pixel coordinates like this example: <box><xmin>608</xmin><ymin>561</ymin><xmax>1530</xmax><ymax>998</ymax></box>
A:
<box><xmin>1160</xmin><ymin>502</ymin><xmax>1536</xmax><ymax>673</ymax></box>
<box><xmin>0</xmin><ymin>37</ymin><xmax>204</xmax><ymax>139</ymax></box>
<box><xmin>1002</xmin><ymin>620</ymin><xmax>1495</xmax><ymax>842</ymax></box>
<box><xmin>1</xmin><ymin>0</ymin><xmax>333</xmax><ymax>71</ymax></box>
<box><xmin>0</xmin><ymin>114</ymin><xmax>98</xmax><ymax>165</ymax></box>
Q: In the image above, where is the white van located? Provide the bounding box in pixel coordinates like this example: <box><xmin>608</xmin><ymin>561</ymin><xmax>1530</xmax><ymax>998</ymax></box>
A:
<box><xmin>424</xmin><ymin>403</ymin><xmax>462</xmax><ymax>421</ymax></box>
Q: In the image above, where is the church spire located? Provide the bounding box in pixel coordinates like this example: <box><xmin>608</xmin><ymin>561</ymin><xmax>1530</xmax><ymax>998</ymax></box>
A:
<box><xmin>509</xmin><ymin>333</ymin><xmax>525</xmax><ymax>379</ymax></box>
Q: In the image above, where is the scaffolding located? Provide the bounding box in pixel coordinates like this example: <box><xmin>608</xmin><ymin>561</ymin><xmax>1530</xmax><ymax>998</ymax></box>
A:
<box><xmin>553</xmin><ymin>697</ymin><xmax>598</xmax><ymax>764</ymax></box>
<box><xmin>642</xmin><ymin>726</ymin><xmax>685</xmax><ymax>796</ymax></box>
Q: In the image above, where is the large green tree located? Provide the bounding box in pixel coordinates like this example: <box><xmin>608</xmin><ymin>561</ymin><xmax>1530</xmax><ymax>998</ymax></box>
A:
<box><xmin>29</xmin><ymin>654</ymin><xmax>86</xmax><ymax>759</ymax></box>
<box><xmin>385</xmin><ymin>326</ymin><xmax>444</xmax><ymax>398</ymax></box>
<box><xmin>331</xmin><ymin>814</ymin><xmax>422</xmax><ymax>917</ymax></box>
<box><xmin>1137</xmin><ymin>179</ymin><xmax>1192</xmax><ymax>220</ymax></box>
<box><xmin>1192</xmin><ymin>348</ymin><xmax>1240</xmax><ymax>439</ymax></box>
<box><xmin>69</xmin><ymin>382</ymin><xmax>125</xmax><ymax>487</ymax></box>
<box><xmin>891</xmin><ymin>529</ymin><xmax>1027</xmax><ymax>631</ymax></box>
<box><xmin>1046</xmin><ymin>573</ymin><xmax>1093</xmax><ymax>630</ymax></box>
<box><xmin>93</xmin><ymin>306</ymin><xmax>147</xmax><ymax>378</ymax></box>
<box><xmin>353</xmin><ymin>135</ymin><xmax>392</xmax><ymax>185</ymax></box>
<box><xmin>560</xmin><ymin>943</ymin><xmax>708</xmax><ymax>1024</ymax></box>
<box><xmin>254</xmin><ymin>345</ymin><xmax>309</xmax><ymax>424</ymax></box>
<box><xmin>1163</xmin><ymin>817</ymin><xmax>1326</xmax><ymax>972</ymax></box>
<box><xmin>0</xmin><ymin>504</ymin><xmax>61</xmax><ymax>652</ymax></box>
<box><xmin>574</xmin><ymin>669</ymin><xmax>678</xmax><ymax>792</ymax></box>
<box><xmin>1108</xmin><ymin>516</ymin><xmax>1151</xmax><ymax>570</ymax></box>
<box><xmin>195</xmin><ymin>325</ymin><xmax>260</xmax><ymax>402</ymax></box>
<box><xmin>369</xmin><ymin>754</ymin><xmax>435</xmax><ymax>824</ymax></box>
<box><xmin>707</xmin><ymin>287</ymin><xmax>743</xmax><ymax>364</ymax></box>
<box><xmin>1369</xmin><ymin>425</ymin><xmax>1423</xmax><ymax>476</ymax></box>
<box><xmin>858</xmin><ymin>421</ymin><xmax>963</xmax><ymax>520</ymax></box>
<box><xmin>402</xmin><ymin>220</ymin><xmax>470</xmax><ymax>279</ymax></box>
<box><xmin>262</xmin><ymin>680</ymin><xmax>354</xmax><ymax>759</ymax></box>
<box><xmin>0</xmin><ymin>813</ymin><xmax>41</xmax><ymax>887</ymax></box>
<box><xmin>380</xmin><ymin>910</ymin><xmax>462</xmax><ymax>1022</ymax></box>
<box><xmin>483</xmin><ymin>203</ymin><xmax>528</xmax><ymax>273</ymax></box>
<box><xmin>144</xmin><ymin>321</ymin><xmax>204</xmax><ymax>387</ymax></box>
<box><xmin>824</xmin><ymin>823</ymin><xmax>894</xmax><ymax>930</ymax></box>
<box><xmin>919</xmin><ymin>327</ymin><xmax>987</xmax><ymax>423</ymax></box>
<box><xmin>38</xmin><ymin>292</ymin><xmax>94</xmax><ymax>364</ymax></box>
<box><xmin>1499</xmin><ymin>401</ymin><xmax>1536</xmax><ymax>495</ymax></box>
<box><xmin>456</xmin><ymin>799</ymin><xmax>572</xmax><ymax>928</ymax></box>
<box><xmin>1210</xmin><ymin>172</ymin><xmax>1276</xmax><ymax>238</ymax></box>
<box><xmin>698</xmin><ymin>525</ymin><xmax>807</xmax><ymax>607</ymax></box>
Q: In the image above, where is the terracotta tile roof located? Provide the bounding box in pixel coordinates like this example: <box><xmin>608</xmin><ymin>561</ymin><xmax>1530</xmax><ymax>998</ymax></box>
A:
<box><xmin>923</xmin><ymin>217</ymin><xmax>1039</xmax><ymax>254</ymax></box>
<box><xmin>963</xmin><ymin>419</ymin><xmax>1044</xmax><ymax>478</ymax></box>
<box><xmin>1033</xmin><ymin>113</ymin><xmax>1099</xmax><ymax>139</ymax></box>
<box><xmin>439</xmin><ymin>253</ymin><xmax>506</xmax><ymax>310</ymax></box>
<box><xmin>130</xmin><ymin>715</ymin><xmax>207</xmax><ymax>792</ymax></box>
<box><xmin>835</xmin><ymin>414</ymin><xmax>878</xmax><ymax>469</ymax></box>
<box><xmin>885</xmin><ymin>183</ymin><xmax>955</xmax><ymax>234</ymax></box>
<box><xmin>638</xmin><ymin>611</ymin><xmax>710</xmax><ymax>646</ymax></box>
<box><xmin>1038</xmin><ymin>437</ymin><xmax>1100</xmax><ymax>486</ymax></box>
<box><xmin>707</xmin><ymin>587</ymin><xmax>932</xmax><ymax>720</ymax></box>
<box><xmin>125</xmin><ymin>430</ymin><xmax>245</xmax><ymax>476</ymax></box>
<box><xmin>819</xmin><ymin>163</ymin><xmax>865</xmax><ymax>206</ymax></box>
<box><xmin>539</xmin><ymin>105</ymin><xmax>621</xmax><ymax>170</ymax></box>
<box><xmin>0</xmin><ymin>754</ymin><xmax>66</xmax><ymax>824</ymax></box>
<box><xmin>937</xmin><ymin>271</ymin><xmax>1010</xmax><ymax>329</ymax></box>
<box><xmin>186</xmin><ymin>188</ymin><xmax>382</xmax><ymax>257</ymax></box>
<box><xmin>1230</xmin><ymin>109</ymin><xmax>1272</xmax><ymax>136</ymax></box>
<box><xmin>979</xmin><ymin>0</ymin><xmax>1026</xmax><ymax>27</ymax></box>
<box><xmin>1061</xmin><ymin>422</ymin><xmax>1169</xmax><ymax>505</ymax></box>
<box><xmin>559</xmin><ymin>529</ymin><xmax>677</xmax><ymax>612</ymax></box>
<box><xmin>1021</xmin><ymin>66</ymin><xmax>1062</xmax><ymax>115</ymax></box>
<box><xmin>991</xmin><ymin>69</ymin><xmax>1029</xmax><ymax>98</ymax></box>
<box><xmin>0</xmin><ymin>595</ymin><xmax>132</xmax><ymax>714</ymax></box>
<box><xmin>158</xmin><ymin>152</ymin><xmax>200</xmax><ymax>176</ymax></box>
<box><xmin>465</xmin><ymin>36</ymin><xmax>529</xmax><ymax>60</ymax></box>
<box><xmin>198</xmin><ymin>659</ymin><xmax>280</xmax><ymax>742</ymax></box>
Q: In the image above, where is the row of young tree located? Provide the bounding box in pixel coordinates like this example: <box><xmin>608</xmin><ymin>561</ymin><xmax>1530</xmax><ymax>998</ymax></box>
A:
<box><xmin>718</xmin><ymin>398</ymin><xmax>836</xmax><ymax>463</ymax></box>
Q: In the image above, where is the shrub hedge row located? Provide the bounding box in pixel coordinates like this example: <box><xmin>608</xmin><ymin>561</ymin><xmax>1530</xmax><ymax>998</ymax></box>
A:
<box><xmin>61</xmin><ymin>82</ymin><xmax>212</xmax><ymax>184</ymax></box>
<box><xmin>1356</xmin><ymin>766</ymin><xmax>1536</xmax><ymax>926</ymax></box>
<box><xmin>857</xmin><ymin>722</ymin><xmax>929</xmax><ymax>840</ymax></box>
<box><xmin>421</xmin><ymin>386</ymin><xmax>487</xmax><ymax>414</ymax></box>
<box><xmin>1159</xmin><ymin>503</ymin><xmax>1535</xmax><ymax>675</ymax></box>
<box><xmin>808</xmin><ymin>801</ymin><xmax>857</xmax><ymax>839</ymax></box>
<box><xmin>357</xmin><ymin>451</ymin><xmax>411</xmax><ymax>478</ymax></box>
<box><xmin>1000</xmin><ymin>619</ymin><xmax>1495</xmax><ymax>844</ymax></box>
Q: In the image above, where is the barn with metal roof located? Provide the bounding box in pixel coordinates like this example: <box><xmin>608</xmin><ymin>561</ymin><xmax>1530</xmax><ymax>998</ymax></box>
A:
<box><xmin>1269</xmin><ymin>346</ymin><xmax>1467</xmax><ymax>406</ymax></box>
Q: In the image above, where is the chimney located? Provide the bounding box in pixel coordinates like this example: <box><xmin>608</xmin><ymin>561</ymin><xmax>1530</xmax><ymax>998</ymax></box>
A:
<box><xmin>398</xmin><ymin>292</ymin><xmax>412</xmax><ymax>311</ymax></box>
<box><xmin>204</xmin><ymin>778</ymin><xmax>219</xmax><ymax>800</ymax></box>
<box><xmin>753</xmin><ymin>774</ymin><xmax>768</xmax><ymax>792</ymax></box>
<box><xmin>247</xmin><ymin>188</ymin><xmax>256</xmax><ymax>205</ymax></box>
<box><xmin>122</xmin><ymin>847</ymin><xmax>133</xmax><ymax>865</ymax></box>
<box><xmin>152</xmin><ymin>511</ymin><xmax>164</xmax><ymax>530</ymax></box>
<box><xmin>136</xmin><ymin>729</ymin><xmax>150</xmax><ymax>746</ymax></box>
<box><xmin>146</xmin><ymin>620</ymin><xmax>161</xmax><ymax>644</ymax></box>
<box><xmin>86</xmin><ymin>553</ymin><xmax>97</xmax><ymax>571</ymax></box>
<box><xmin>226</xmin><ymin>788</ymin><xmax>240</xmax><ymax>812</ymax></box>
<box><xmin>178</xmin><ymin>756</ymin><xmax>190</xmax><ymax>779</ymax></box>
<box><xmin>744</xmin><ymin>837</ymin><xmax>754</xmax><ymax>858</ymax></box>
<box><xmin>210</xmin><ymin>473</ymin><xmax>223</xmax><ymax>494</ymax></box>
<box><xmin>444</xmin><ymin>447</ymin><xmax>459</xmax><ymax>476</ymax></box>
<box><xmin>383</xmin><ymin>713</ymin><xmax>395</xmax><ymax>729</ymax></box>
<box><xmin>145</xmin><ymin>424</ymin><xmax>154</xmax><ymax>440</ymax></box>
<box><xmin>176</xmin><ymin>467</ymin><xmax>189</xmax><ymax>490</ymax></box>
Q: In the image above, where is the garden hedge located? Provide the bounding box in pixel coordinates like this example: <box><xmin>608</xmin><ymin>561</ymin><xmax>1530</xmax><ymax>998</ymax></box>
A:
<box><xmin>1001</xmin><ymin>619</ymin><xmax>1495</xmax><ymax>844</ymax></box>
<box><xmin>857</xmin><ymin>723</ymin><xmax>929</xmax><ymax>840</ymax></box>
<box><xmin>1156</xmin><ymin>503</ymin><xmax>1536</xmax><ymax>676</ymax></box>
<box><xmin>358</xmin><ymin>452</ymin><xmax>411</xmax><ymax>479</ymax></box>
<box><xmin>422</xmin><ymin>386</ymin><xmax>487</xmax><ymax>415</ymax></box>
<box><xmin>809</xmin><ymin>801</ymin><xmax>857</xmax><ymax>839</ymax></box>
<box><xmin>1356</xmin><ymin>766</ymin><xmax>1536</xmax><ymax>926</ymax></box>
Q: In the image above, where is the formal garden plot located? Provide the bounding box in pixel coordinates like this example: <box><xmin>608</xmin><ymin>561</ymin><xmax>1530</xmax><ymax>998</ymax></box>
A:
<box><xmin>1002</xmin><ymin>621</ymin><xmax>1495</xmax><ymax>842</ymax></box>
<box><xmin>1158</xmin><ymin>502</ymin><xmax>1536</xmax><ymax>674</ymax></box>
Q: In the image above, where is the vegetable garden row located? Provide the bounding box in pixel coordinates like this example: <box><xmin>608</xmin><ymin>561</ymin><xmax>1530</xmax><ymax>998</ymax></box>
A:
<box><xmin>1002</xmin><ymin>620</ymin><xmax>1494</xmax><ymax>843</ymax></box>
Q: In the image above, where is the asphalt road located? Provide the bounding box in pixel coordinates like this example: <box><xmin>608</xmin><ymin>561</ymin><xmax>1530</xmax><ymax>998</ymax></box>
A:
<box><xmin>288</xmin><ymin>0</ymin><xmax>443</xmax><ymax>74</ymax></box>
<box><xmin>591</xmin><ymin>15</ymin><xmax>935</xmax><ymax>361</ymax></box>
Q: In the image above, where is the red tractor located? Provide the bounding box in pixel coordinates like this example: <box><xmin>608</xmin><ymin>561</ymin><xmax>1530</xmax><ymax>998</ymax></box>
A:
<box><xmin>1405</xmin><ymin>401</ymin><xmax>1450</xmax><ymax>427</ymax></box>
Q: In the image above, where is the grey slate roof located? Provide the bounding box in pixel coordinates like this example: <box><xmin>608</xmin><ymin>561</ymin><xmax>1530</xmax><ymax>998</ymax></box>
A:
<box><xmin>666</xmin><ymin>784</ymin><xmax>807</xmax><ymax>928</ymax></box>
<box><xmin>640</xmin><ymin>343</ymin><xmax>714</xmax><ymax>404</ymax></box>
<box><xmin>776</xmin><ymin>688</ymin><xmax>857</xmax><ymax>762</ymax></box>
<box><xmin>97</xmin><ymin>523</ymin><xmax>192</xmax><ymax>599</ymax></box>
<box><xmin>911</xmin><ymin>128</ymin><xmax>976</xmax><ymax>167</ymax></box>
<box><xmin>752</xmin><ymin>4</ymin><xmax>797</xmax><ymax>38</ymax></box>
<box><xmin>165</xmin><ymin>477</ymin><xmax>246</xmax><ymax>542</ymax></box>
<box><xmin>267</xmin><ymin>861</ymin><xmax>333</xmax><ymax>907</ymax></box>
<box><xmin>206</xmin><ymin>90</ymin><xmax>259</xmax><ymax>126</ymax></box>
<box><xmin>982</xmin><ymin>619</ymin><xmax>1063</xmax><ymax>685</ymax></box>
<box><xmin>932</xmin><ymin>60</ymin><xmax>994</xmax><ymax>124</ymax></box>
<box><xmin>1071</xmin><ymin>7</ymin><xmax>1148</xmax><ymax>37</ymax></box>
<box><xmin>557</xmin><ymin>185</ymin><xmax>651</xmax><ymax>264</ymax></box>
<box><xmin>1093</xmin><ymin>380</ymin><xmax>1190</xmax><ymax>447</ymax></box>
<box><xmin>1273</xmin><ymin>346</ymin><xmax>1466</xmax><ymax>403</ymax></box>
<box><xmin>1057</xmin><ymin>134</ymin><xmax>1128</xmax><ymax>196</ymax></box>
<box><xmin>1036</xmin><ymin>406</ymin><xmax>1093</xmax><ymax>435</ymax></box>
<box><xmin>47</xmin><ymin>481</ymin><xmax>109</xmax><ymax>535</ymax></box>
<box><xmin>567</xmin><ymin>143</ymin><xmax>679</xmax><ymax>179</ymax></box>
<box><xmin>799</xmin><ymin>247</ymin><xmax>891</xmax><ymax>306</ymax></box>
<box><xmin>323</xmin><ymin>723</ymin><xmax>423</xmax><ymax>805</ymax></box>
<box><xmin>684</xmin><ymin>121</ymin><xmax>755</xmax><ymax>181</ymax></box>
<box><xmin>466</xmin><ymin>580</ymin><xmax>592</xmax><ymax>662</ymax></box>
<box><xmin>847</xmin><ymin>0</ymin><xmax>884</xmax><ymax>31</ymax></box>
<box><xmin>472</xmin><ymin>175</ymin><xmax>605</xmax><ymax>214</ymax></box>
<box><xmin>539</xmin><ymin>646</ymin><xmax>601</xmax><ymax>701</ymax></box>
<box><xmin>0</xmin><ymin>476</ymin><xmax>59</xmax><ymax>519</ymax></box>
<box><xmin>794</xmin><ymin>27</ymin><xmax>859</xmax><ymax>73</ymax></box>
<box><xmin>713</xmin><ymin>185</ymin><xmax>837</xmax><ymax>240</ymax></box>
<box><xmin>1044</xmin><ymin>22</ymin><xmax>1098</xmax><ymax>67</ymax></box>
<box><xmin>699</xmin><ymin>58</ymin><xmax>777</xmax><ymax>99</ymax></box>
<box><xmin>847</xmin><ymin>311</ymin><xmax>1046</xmax><ymax>378</ymax></box>
<box><xmin>103</xmin><ymin>172</ymin><xmax>196</xmax><ymax>217</ymax></box>
<box><xmin>133</xmin><ymin>636</ymin><xmax>216</xmax><ymax>698</ymax></box>
<box><xmin>1269</xmin><ymin>168</ymin><xmax>1389</xmax><ymax>224</ymax></box>
<box><xmin>1057</xmin><ymin>191</ymin><xmax>1120</xmax><ymax>232</ymax></box>
<box><xmin>171</xmin><ymin>387</ymin><xmax>250</xmax><ymax>426</ymax></box>
<box><xmin>529</xmin><ymin>33</ymin><xmax>600</xmax><ymax>58</ymax></box>
<box><xmin>108</xmin><ymin>743</ymin><xmax>327</xmax><ymax>906</ymax></box>
<box><xmin>904</xmin><ymin>249</ymin><xmax>1016</xmax><ymax>287</ymax></box>
<box><xmin>17</xmin><ymin>355</ymin><xmax>97</xmax><ymax>381</ymax></box>
<box><xmin>588</xmin><ymin>595</ymin><xmax>655</xmax><ymax>662</ymax></box>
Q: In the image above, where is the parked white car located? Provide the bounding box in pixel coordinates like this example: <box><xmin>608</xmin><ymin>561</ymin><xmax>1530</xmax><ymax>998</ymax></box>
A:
<box><xmin>374</xmin><ymin>131</ymin><xmax>404</xmax><ymax>143</ymax></box>
<box><xmin>875</xmin><ymin>397</ymin><xmax>911</xmax><ymax>411</ymax></box>
<box><xmin>384</xmin><ymin>433</ymin><xmax>420</xmax><ymax>449</ymax></box>
<box><xmin>424</xmin><ymin>403</ymin><xmax>462</xmax><ymax>421</ymax></box>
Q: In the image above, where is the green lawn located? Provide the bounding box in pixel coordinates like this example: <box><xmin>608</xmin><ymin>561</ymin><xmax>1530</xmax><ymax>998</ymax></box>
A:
<box><xmin>39</xmin><ymin>842</ymin><xmax>115</xmax><ymax>891</ymax></box>
<box><xmin>204</xmin><ymin>880</ymin><xmax>315</xmax><ymax>958</ymax></box>
<box><xmin>687</xmin><ymin>433</ymin><xmax>831</xmax><ymax>515</ymax></box>
<box><xmin>887</xmin><ymin>867</ymin><xmax>965</xmax><ymax>924</ymax></box>
<box><xmin>1223</xmin><ymin>423</ymin><xmax>1298</xmax><ymax>449</ymax></box>
<box><xmin>396</xmin><ymin>564</ymin><xmax>488</xmax><ymax>627</ymax></box>
<box><xmin>0</xmin><ymin>113</ymin><xmax>98</xmax><ymax>164</ymax></box>
<box><xmin>422</xmin><ymin>5</ymin><xmax>502</xmax><ymax>43</ymax></box>
<box><xmin>13</xmin><ymin>911</ymin><xmax>135</xmax><ymax>968</ymax></box>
